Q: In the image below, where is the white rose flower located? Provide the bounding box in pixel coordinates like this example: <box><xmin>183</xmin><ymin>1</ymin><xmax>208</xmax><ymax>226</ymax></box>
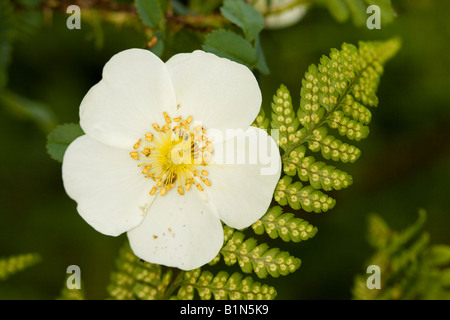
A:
<box><xmin>252</xmin><ymin>0</ymin><xmax>308</xmax><ymax>29</ymax></box>
<box><xmin>62</xmin><ymin>49</ymin><xmax>281</xmax><ymax>270</ymax></box>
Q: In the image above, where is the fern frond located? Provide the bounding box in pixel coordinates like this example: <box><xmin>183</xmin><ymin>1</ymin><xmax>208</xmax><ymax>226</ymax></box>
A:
<box><xmin>307</xmin><ymin>127</ymin><xmax>362</xmax><ymax>163</ymax></box>
<box><xmin>352</xmin><ymin>210</ymin><xmax>450</xmax><ymax>300</ymax></box>
<box><xmin>0</xmin><ymin>253</ymin><xmax>41</xmax><ymax>281</ymax></box>
<box><xmin>252</xmin><ymin>206</ymin><xmax>318</xmax><ymax>242</ymax></box>
<box><xmin>273</xmin><ymin>38</ymin><xmax>400</xmax><ymax>213</ymax></box>
<box><xmin>328</xmin><ymin>110</ymin><xmax>370</xmax><ymax>141</ymax></box>
<box><xmin>175</xmin><ymin>269</ymin><xmax>277</xmax><ymax>300</ymax></box>
<box><xmin>321</xmin><ymin>0</ymin><xmax>396</xmax><ymax>27</ymax></box>
<box><xmin>57</xmin><ymin>277</ymin><xmax>86</xmax><ymax>300</ymax></box>
<box><xmin>107</xmin><ymin>242</ymin><xmax>173</xmax><ymax>300</ymax></box>
<box><xmin>251</xmin><ymin>107</ymin><xmax>269</xmax><ymax>130</ymax></box>
<box><xmin>217</xmin><ymin>226</ymin><xmax>301</xmax><ymax>278</ymax></box>
<box><xmin>274</xmin><ymin>175</ymin><xmax>336</xmax><ymax>212</ymax></box>
<box><xmin>270</xmin><ymin>84</ymin><xmax>300</xmax><ymax>151</ymax></box>
<box><xmin>342</xmin><ymin>94</ymin><xmax>372</xmax><ymax>124</ymax></box>
<box><xmin>282</xmin><ymin>146</ymin><xmax>353</xmax><ymax>191</ymax></box>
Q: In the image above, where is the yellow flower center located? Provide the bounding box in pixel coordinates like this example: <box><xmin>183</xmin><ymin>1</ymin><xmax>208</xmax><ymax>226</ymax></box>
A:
<box><xmin>130</xmin><ymin>112</ymin><xmax>213</xmax><ymax>196</ymax></box>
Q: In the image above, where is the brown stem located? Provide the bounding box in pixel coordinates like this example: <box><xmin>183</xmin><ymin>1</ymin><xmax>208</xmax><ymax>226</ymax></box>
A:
<box><xmin>33</xmin><ymin>0</ymin><xmax>228</xmax><ymax>31</ymax></box>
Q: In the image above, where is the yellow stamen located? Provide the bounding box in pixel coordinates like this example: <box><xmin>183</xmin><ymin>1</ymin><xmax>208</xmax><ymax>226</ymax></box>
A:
<box><xmin>163</xmin><ymin>112</ymin><xmax>171</xmax><ymax>124</ymax></box>
<box><xmin>133</xmin><ymin>139</ymin><xmax>141</xmax><ymax>150</ymax></box>
<box><xmin>141</xmin><ymin>148</ymin><xmax>151</xmax><ymax>157</ymax></box>
<box><xmin>201</xmin><ymin>177</ymin><xmax>211</xmax><ymax>187</ymax></box>
<box><xmin>142</xmin><ymin>165</ymin><xmax>152</xmax><ymax>174</ymax></box>
<box><xmin>161</xmin><ymin>124</ymin><xmax>170</xmax><ymax>132</ymax></box>
<box><xmin>131</xmin><ymin>112</ymin><xmax>213</xmax><ymax>197</ymax></box>
<box><xmin>130</xmin><ymin>151</ymin><xmax>139</xmax><ymax>160</ymax></box>
<box><xmin>145</xmin><ymin>133</ymin><xmax>153</xmax><ymax>142</ymax></box>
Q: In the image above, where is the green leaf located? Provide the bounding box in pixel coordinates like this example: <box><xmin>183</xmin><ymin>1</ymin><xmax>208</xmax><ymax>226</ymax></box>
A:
<box><xmin>323</xmin><ymin>0</ymin><xmax>396</xmax><ymax>26</ymax></box>
<box><xmin>148</xmin><ymin>31</ymin><xmax>165</xmax><ymax>57</ymax></box>
<box><xmin>220</xmin><ymin>0</ymin><xmax>264</xmax><ymax>42</ymax></box>
<box><xmin>203</xmin><ymin>29</ymin><xmax>257</xmax><ymax>69</ymax></box>
<box><xmin>343</xmin><ymin>0</ymin><xmax>367</xmax><ymax>26</ymax></box>
<box><xmin>0</xmin><ymin>89</ymin><xmax>57</xmax><ymax>132</ymax></box>
<box><xmin>255</xmin><ymin>36</ymin><xmax>270</xmax><ymax>74</ymax></box>
<box><xmin>323</xmin><ymin>0</ymin><xmax>350</xmax><ymax>23</ymax></box>
<box><xmin>46</xmin><ymin>123</ymin><xmax>84</xmax><ymax>162</ymax></box>
<box><xmin>365</xmin><ymin>0</ymin><xmax>396</xmax><ymax>24</ymax></box>
<box><xmin>135</xmin><ymin>0</ymin><xmax>163</xmax><ymax>29</ymax></box>
<box><xmin>188</xmin><ymin>0</ymin><xmax>222</xmax><ymax>14</ymax></box>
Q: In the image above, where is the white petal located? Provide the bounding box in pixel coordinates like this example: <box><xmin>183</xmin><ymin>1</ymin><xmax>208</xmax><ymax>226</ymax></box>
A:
<box><xmin>264</xmin><ymin>5</ymin><xmax>307</xmax><ymax>29</ymax></box>
<box><xmin>127</xmin><ymin>189</ymin><xmax>223</xmax><ymax>270</ymax></box>
<box><xmin>62</xmin><ymin>135</ymin><xmax>154</xmax><ymax>236</ymax></box>
<box><xmin>165</xmin><ymin>50</ymin><xmax>261</xmax><ymax>136</ymax></box>
<box><xmin>80</xmin><ymin>49</ymin><xmax>177</xmax><ymax>149</ymax></box>
<box><xmin>207</xmin><ymin>127</ymin><xmax>281</xmax><ymax>229</ymax></box>
<box><xmin>253</xmin><ymin>0</ymin><xmax>308</xmax><ymax>29</ymax></box>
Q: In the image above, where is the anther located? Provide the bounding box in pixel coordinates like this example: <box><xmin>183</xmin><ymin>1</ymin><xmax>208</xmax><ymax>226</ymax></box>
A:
<box><xmin>145</xmin><ymin>133</ymin><xmax>153</xmax><ymax>142</ymax></box>
<box><xmin>203</xmin><ymin>154</ymin><xmax>211</xmax><ymax>164</ymax></box>
<box><xmin>160</xmin><ymin>187</ymin><xmax>167</xmax><ymax>196</ymax></box>
<box><xmin>141</xmin><ymin>148</ymin><xmax>151</xmax><ymax>157</ymax></box>
<box><xmin>177</xmin><ymin>186</ymin><xmax>184</xmax><ymax>195</ymax></box>
<box><xmin>130</xmin><ymin>152</ymin><xmax>139</xmax><ymax>160</ymax></box>
<box><xmin>142</xmin><ymin>165</ymin><xmax>152</xmax><ymax>174</ymax></box>
<box><xmin>163</xmin><ymin>112</ymin><xmax>171</xmax><ymax>124</ymax></box>
<box><xmin>133</xmin><ymin>139</ymin><xmax>141</xmax><ymax>150</ymax></box>
<box><xmin>152</xmin><ymin>123</ymin><xmax>160</xmax><ymax>131</ymax></box>
<box><xmin>150</xmin><ymin>186</ymin><xmax>157</xmax><ymax>195</ymax></box>
<box><xmin>173</xmin><ymin>116</ymin><xmax>182</xmax><ymax>122</ymax></box>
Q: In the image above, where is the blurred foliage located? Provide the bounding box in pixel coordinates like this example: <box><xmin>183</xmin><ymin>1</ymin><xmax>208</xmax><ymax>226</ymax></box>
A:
<box><xmin>353</xmin><ymin>210</ymin><xmax>450</xmax><ymax>299</ymax></box>
<box><xmin>0</xmin><ymin>253</ymin><xmax>41</xmax><ymax>281</ymax></box>
<box><xmin>0</xmin><ymin>0</ymin><xmax>449</xmax><ymax>300</ymax></box>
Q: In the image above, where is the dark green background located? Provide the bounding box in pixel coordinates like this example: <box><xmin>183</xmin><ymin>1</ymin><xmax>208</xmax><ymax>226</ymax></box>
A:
<box><xmin>1</xmin><ymin>0</ymin><xmax>449</xmax><ymax>299</ymax></box>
